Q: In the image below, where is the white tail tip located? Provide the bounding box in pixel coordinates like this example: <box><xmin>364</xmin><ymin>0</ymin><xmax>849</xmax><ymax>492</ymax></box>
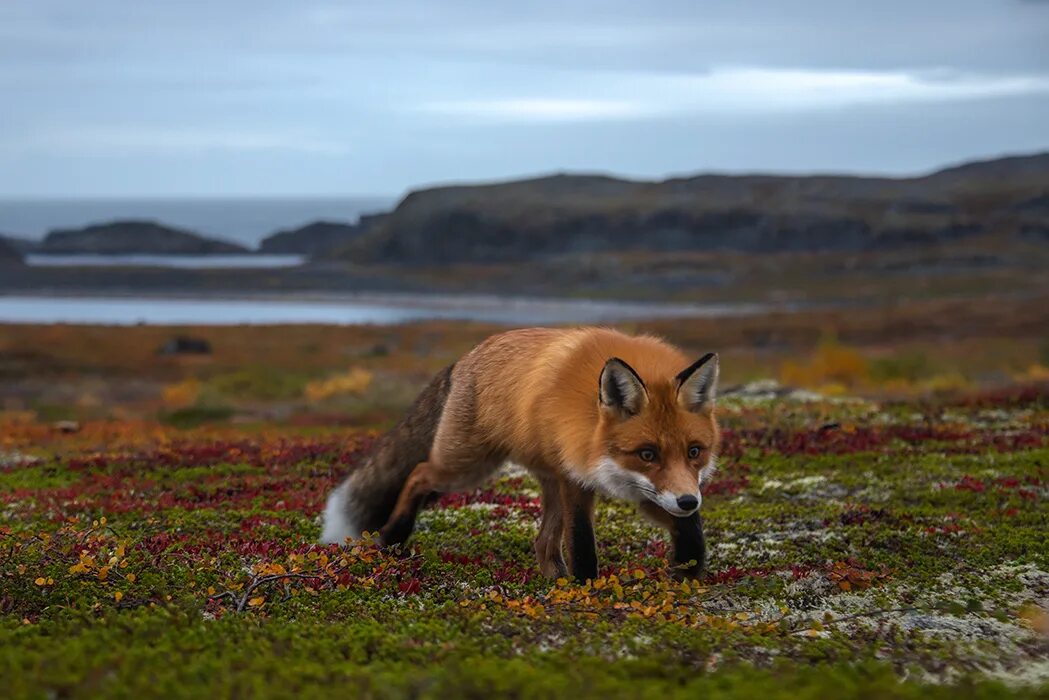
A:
<box><xmin>319</xmin><ymin>482</ymin><xmax>360</xmax><ymax>545</ymax></box>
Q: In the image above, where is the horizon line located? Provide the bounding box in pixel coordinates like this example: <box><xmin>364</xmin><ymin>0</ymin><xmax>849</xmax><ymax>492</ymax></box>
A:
<box><xmin>0</xmin><ymin>148</ymin><xmax>1045</xmax><ymax>200</ymax></box>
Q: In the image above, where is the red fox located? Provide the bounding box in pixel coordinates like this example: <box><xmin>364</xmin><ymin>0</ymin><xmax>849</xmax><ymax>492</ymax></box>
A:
<box><xmin>321</xmin><ymin>327</ymin><xmax>720</xmax><ymax>581</ymax></box>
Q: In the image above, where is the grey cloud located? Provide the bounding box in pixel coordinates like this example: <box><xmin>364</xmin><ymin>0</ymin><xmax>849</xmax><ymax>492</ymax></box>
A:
<box><xmin>0</xmin><ymin>0</ymin><xmax>1046</xmax><ymax>196</ymax></box>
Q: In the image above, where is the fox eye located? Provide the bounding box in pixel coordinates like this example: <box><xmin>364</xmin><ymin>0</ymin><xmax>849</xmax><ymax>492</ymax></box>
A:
<box><xmin>637</xmin><ymin>447</ymin><xmax>658</xmax><ymax>462</ymax></box>
<box><xmin>687</xmin><ymin>445</ymin><xmax>702</xmax><ymax>459</ymax></box>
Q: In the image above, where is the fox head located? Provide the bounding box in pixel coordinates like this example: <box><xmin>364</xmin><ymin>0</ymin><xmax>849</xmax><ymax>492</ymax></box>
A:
<box><xmin>590</xmin><ymin>353</ymin><xmax>720</xmax><ymax>517</ymax></box>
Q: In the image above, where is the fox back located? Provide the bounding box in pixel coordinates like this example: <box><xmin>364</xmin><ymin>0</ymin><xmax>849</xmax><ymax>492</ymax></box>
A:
<box><xmin>441</xmin><ymin>327</ymin><xmax>720</xmax><ymax>513</ymax></box>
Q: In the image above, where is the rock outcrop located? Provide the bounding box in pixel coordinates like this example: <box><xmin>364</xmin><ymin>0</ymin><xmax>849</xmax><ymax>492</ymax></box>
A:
<box><xmin>341</xmin><ymin>153</ymin><xmax>1049</xmax><ymax>265</ymax></box>
<box><xmin>40</xmin><ymin>221</ymin><xmax>248</xmax><ymax>255</ymax></box>
<box><xmin>0</xmin><ymin>236</ymin><xmax>24</xmax><ymax>265</ymax></box>
<box><xmin>0</xmin><ymin>235</ymin><xmax>39</xmax><ymax>256</ymax></box>
<box><xmin>258</xmin><ymin>214</ymin><xmax>387</xmax><ymax>257</ymax></box>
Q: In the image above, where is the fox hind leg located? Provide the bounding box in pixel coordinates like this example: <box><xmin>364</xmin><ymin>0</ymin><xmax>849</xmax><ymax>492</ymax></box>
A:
<box><xmin>380</xmin><ymin>454</ymin><xmax>504</xmax><ymax>547</ymax></box>
<box><xmin>380</xmin><ymin>460</ymin><xmax>437</xmax><ymax>546</ymax></box>
<box><xmin>533</xmin><ymin>474</ymin><xmax>567</xmax><ymax>578</ymax></box>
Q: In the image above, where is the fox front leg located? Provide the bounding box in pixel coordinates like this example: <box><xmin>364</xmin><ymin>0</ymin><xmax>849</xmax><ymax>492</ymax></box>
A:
<box><xmin>560</xmin><ymin>480</ymin><xmax>598</xmax><ymax>583</ymax></box>
<box><xmin>671</xmin><ymin>513</ymin><xmax>706</xmax><ymax>579</ymax></box>
<box><xmin>639</xmin><ymin>502</ymin><xmax>706</xmax><ymax>579</ymax></box>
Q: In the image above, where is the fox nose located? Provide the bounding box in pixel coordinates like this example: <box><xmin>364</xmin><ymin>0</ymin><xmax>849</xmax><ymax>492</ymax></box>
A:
<box><xmin>676</xmin><ymin>494</ymin><xmax>699</xmax><ymax>512</ymax></box>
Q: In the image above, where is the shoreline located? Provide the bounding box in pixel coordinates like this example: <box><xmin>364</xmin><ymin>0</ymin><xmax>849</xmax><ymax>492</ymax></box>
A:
<box><xmin>0</xmin><ymin>289</ymin><xmax>782</xmax><ymax>326</ymax></box>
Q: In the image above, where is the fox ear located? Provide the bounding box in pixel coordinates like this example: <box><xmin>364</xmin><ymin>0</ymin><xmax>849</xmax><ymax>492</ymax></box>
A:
<box><xmin>599</xmin><ymin>357</ymin><xmax>647</xmax><ymax>417</ymax></box>
<box><xmin>676</xmin><ymin>353</ymin><xmax>718</xmax><ymax>413</ymax></box>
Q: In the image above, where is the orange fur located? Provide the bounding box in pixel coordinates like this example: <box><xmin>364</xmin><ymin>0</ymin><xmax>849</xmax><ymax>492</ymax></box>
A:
<box><xmin>459</xmin><ymin>327</ymin><xmax>712</xmax><ymax>472</ymax></box>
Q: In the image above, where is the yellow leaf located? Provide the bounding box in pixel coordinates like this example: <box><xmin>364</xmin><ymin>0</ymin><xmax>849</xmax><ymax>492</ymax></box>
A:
<box><xmin>207</xmin><ymin>586</ymin><xmax>217</xmax><ymax>596</ymax></box>
<box><xmin>34</xmin><ymin>577</ymin><xmax>47</xmax><ymax>586</ymax></box>
<box><xmin>126</xmin><ymin>573</ymin><xmax>136</xmax><ymax>583</ymax></box>
<box><xmin>248</xmin><ymin>596</ymin><xmax>265</xmax><ymax>607</ymax></box>
<box><xmin>97</xmin><ymin>566</ymin><xmax>110</xmax><ymax>581</ymax></box>
<box><xmin>114</xmin><ymin>591</ymin><xmax>123</xmax><ymax>602</ymax></box>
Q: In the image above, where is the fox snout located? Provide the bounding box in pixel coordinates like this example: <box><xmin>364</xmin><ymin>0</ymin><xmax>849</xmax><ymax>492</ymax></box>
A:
<box><xmin>650</xmin><ymin>489</ymin><xmax>701</xmax><ymax>517</ymax></box>
<box><xmin>652</xmin><ymin>466</ymin><xmax>704</xmax><ymax>516</ymax></box>
<box><xmin>676</xmin><ymin>494</ymin><xmax>699</xmax><ymax>511</ymax></box>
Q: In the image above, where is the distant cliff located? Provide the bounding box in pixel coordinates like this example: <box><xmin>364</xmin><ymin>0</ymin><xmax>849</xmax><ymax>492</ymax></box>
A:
<box><xmin>259</xmin><ymin>214</ymin><xmax>387</xmax><ymax>256</ymax></box>
<box><xmin>40</xmin><ymin>221</ymin><xmax>248</xmax><ymax>255</ymax></box>
<box><xmin>340</xmin><ymin>153</ymin><xmax>1049</xmax><ymax>264</ymax></box>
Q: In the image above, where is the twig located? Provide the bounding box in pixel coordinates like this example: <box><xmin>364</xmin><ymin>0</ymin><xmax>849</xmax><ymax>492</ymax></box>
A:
<box><xmin>233</xmin><ymin>573</ymin><xmax>325</xmax><ymax>612</ymax></box>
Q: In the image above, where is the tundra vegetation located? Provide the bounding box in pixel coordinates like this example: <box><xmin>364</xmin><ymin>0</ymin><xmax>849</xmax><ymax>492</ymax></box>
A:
<box><xmin>1</xmin><ymin>319</ymin><xmax>1047</xmax><ymax>698</ymax></box>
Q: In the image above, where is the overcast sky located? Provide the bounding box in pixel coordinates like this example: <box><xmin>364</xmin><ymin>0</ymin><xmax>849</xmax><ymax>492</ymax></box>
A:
<box><xmin>1</xmin><ymin>0</ymin><xmax>1048</xmax><ymax>197</ymax></box>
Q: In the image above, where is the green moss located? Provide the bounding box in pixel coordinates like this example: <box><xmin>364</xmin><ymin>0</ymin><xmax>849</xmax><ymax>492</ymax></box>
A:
<box><xmin>160</xmin><ymin>405</ymin><xmax>235</xmax><ymax>428</ymax></box>
<box><xmin>0</xmin><ymin>463</ymin><xmax>80</xmax><ymax>491</ymax></box>
<box><xmin>0</xmin><ymin>614</ymin><xmax>1042</xmax><ymax>699</ymax></box>
<box><xmin>206</xmin><ymin>367</ymin><xmax>311</xmax><ymax>401</ymax></box>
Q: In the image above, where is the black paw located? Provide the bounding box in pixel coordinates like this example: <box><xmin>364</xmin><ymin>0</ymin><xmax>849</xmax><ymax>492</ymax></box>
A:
<box><xmin>379</xmin><ymin>516</ymin><xmax>414</xmax><ymax>547</ymax></box>
<box><xmin>669</xmin><ymin>559</ymin><xmax>704</xmax><ymax>581</ymax></box>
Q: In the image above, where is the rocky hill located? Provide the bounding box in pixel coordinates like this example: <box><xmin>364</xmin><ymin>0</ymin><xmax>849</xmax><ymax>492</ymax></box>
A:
<box><xmin>259</xmin><ymin>214</ymin><xmax>387</xmax><ymax>257</ymax></box>
<box><xmin>40</xmin><ymin>221</ymin><xmax>248</xmax><ymax>255</ymax></box>
<box><xmin>340</xmin><ymin>153</ymin><xmax>1049</xmax><ymax>264</ymax></box>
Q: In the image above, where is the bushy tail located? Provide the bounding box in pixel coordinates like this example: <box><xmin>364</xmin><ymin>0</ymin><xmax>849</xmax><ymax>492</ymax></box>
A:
<box><xmin>320</xmin><ymin>363</ymin><xmax>455</xmax><ymax>544</ymax></box>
